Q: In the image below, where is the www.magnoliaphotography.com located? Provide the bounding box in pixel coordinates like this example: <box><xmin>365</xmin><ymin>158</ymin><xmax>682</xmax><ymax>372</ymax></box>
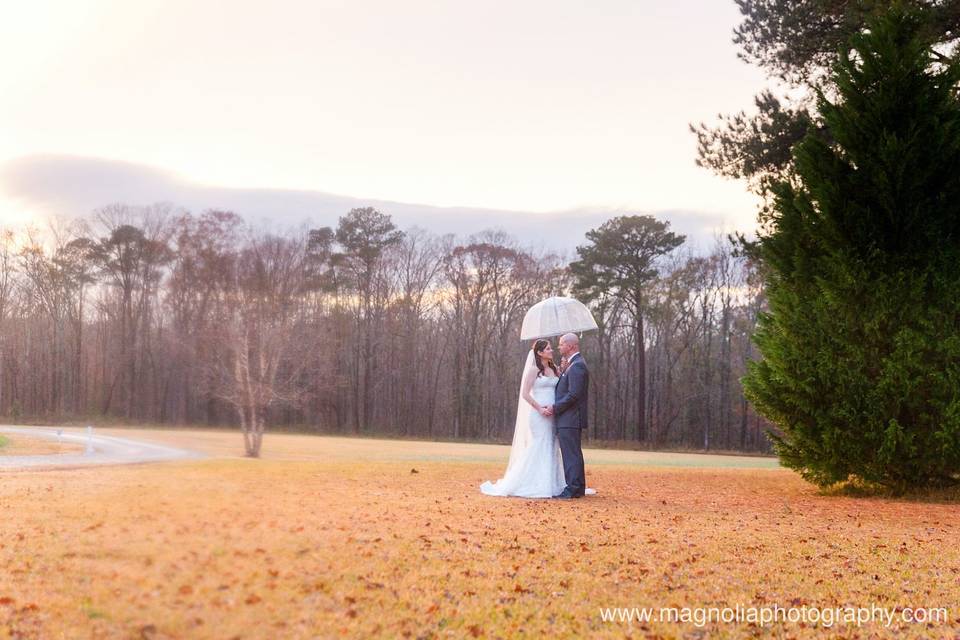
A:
<box><xmin>2</xmin><ymin>1</ymin><xmax>959</xmax><ymax>639</ymax></box>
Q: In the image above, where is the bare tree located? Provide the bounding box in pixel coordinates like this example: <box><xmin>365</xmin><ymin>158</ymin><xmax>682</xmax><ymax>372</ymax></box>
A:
<box><xmin>212</xmin><ymin>230</ymin><xmax>313</xmax><ymax>457</ymax></box>
<box><xmin>0</xmin><ymin>228</ymin><xmax>20</xmax><ymax>414</ymax></box>
<box><xmin>389</xmin><ymin>228</ymin><xmax>448</xmax><ymax>435</ymax></box>
<box><xmin>163</xmin><ymin>210</ymin><xmax>243</xmax><ymax>423</ymax></box>
<box><xmin>90</xmin><ymin>204</ymin><xmax>174</xmax><ymax>417</ymax></box>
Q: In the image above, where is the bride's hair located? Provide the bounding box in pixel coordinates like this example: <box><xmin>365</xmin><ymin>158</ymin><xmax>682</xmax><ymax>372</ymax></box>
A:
<box><xmin>532</xmin><ymin>339</ymin><xmax>558</xmax><ymax>377</ymax></box>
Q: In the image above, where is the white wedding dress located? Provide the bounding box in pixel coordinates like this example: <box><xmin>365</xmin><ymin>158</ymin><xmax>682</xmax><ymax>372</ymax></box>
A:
<box><xmin>480</xmin><ymin>372</ymin><xmax>567</xmax><ymax>498</ymax></box>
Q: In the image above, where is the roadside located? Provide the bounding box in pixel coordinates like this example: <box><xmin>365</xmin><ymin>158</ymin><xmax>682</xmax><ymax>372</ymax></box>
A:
<box><xmin>0</xmin><ymin>426</ymin><xmax>203</xmax><ymax>470</ymax></box>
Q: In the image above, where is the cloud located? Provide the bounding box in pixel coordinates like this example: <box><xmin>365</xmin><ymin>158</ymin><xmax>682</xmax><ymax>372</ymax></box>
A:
<box><xmin>0</xmin><ymin>154</ymin><xmax>746</xmax><ymax>251</ymax></box>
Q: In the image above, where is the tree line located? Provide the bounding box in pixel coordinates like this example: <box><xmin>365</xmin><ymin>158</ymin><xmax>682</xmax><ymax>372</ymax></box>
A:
<box><xmin>0</xmin><ymin>206</ymin><xmax>773</xmax><ymax>455</ymax></box>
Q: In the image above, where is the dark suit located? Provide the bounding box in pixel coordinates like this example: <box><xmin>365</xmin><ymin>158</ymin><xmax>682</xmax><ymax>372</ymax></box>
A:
<box><xmin>554</xmin><ymin>353</ymin><xmax>588</xmax><ymax>496</ymax></box>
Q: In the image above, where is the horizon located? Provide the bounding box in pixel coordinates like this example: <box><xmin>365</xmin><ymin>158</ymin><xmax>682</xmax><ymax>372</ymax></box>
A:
<box><xmin>0</xmin><ymin>154</ymin><xmax>750</xmax><ymax>253</ymax></box>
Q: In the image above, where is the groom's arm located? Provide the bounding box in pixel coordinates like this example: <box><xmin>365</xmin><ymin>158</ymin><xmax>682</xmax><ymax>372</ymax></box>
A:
<box><xmin>553</xmin><ymin>363</ymin><xmax>586</xmax><ymax>416</ymax></box>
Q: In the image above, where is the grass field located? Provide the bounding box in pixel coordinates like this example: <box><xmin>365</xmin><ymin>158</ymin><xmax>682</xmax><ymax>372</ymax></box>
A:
<box><xmin>0</xmin><ymin>434</ymin><xmax>83</xmax><ymax>456</ymax></box>
<box><xmin>1</xmin><ymin>429</ymin><xmax>957</xmax><ymax>638</ymax></box>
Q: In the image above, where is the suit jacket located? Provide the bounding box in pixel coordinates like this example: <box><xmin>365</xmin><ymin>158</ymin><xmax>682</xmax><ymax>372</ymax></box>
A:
<box><xmin>554</xmin><ymin>354</ymin><xmax>588</xmax><ymax>430</ymax></box>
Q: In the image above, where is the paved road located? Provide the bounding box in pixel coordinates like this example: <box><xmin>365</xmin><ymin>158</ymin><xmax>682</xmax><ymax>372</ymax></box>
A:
<box><xmin>0</xmin><ymin>426</ymin><xmax>203</xmax><ymax>469</ymax></box>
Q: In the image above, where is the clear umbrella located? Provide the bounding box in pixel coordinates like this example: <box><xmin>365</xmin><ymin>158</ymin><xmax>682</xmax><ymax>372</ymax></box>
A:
<box><xmin>520</xmin><ymin>296</ymin><xmax>598</xmax><ymax>340</ymax></box>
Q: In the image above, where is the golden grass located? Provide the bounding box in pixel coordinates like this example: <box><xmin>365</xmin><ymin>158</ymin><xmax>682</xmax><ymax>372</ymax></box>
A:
<box><xmin>1</xmin><ymin>430</ymin><xmax>958</xmax><ymax>638</ymax></box>
<box><xmin>0</xmin><ymin>435</ymin><xmax>83</xmax><ymax>456</ymax></box>
<box><xmin>91</xmin><ymin>427</ymin><xmax>781</xmax><ymax>469</ymax></box>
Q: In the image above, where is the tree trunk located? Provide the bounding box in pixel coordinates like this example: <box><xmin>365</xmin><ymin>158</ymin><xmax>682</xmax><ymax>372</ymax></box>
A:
<box><xmin>636</xmin><ymin>313</ymin><xmax>646</xmax><ymax>442</ymax></box>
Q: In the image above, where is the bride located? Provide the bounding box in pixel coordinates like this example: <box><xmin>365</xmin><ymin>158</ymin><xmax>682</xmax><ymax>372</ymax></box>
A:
<box><xmin>480</xmin><ymin>339</ymin><xmax>568</xmax><ymax>498</ymax></box>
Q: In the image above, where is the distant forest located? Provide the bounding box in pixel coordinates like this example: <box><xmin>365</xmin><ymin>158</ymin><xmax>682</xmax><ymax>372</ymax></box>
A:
<box><xmin>0</xmin><ymin>204</ymin><xmax>773</xmax><ymax>453</ymax></box>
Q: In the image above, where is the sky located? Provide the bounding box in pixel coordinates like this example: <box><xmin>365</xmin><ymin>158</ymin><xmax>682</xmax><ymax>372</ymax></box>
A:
<box><xmin>0</xmin><ymin>0</ymin><xmax>768</xmax><ymax>246</ymax></box>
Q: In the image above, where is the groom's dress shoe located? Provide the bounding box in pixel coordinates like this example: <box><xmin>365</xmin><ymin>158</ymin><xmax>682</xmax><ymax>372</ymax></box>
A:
<box><xmin>553</xmin><ymin>489</ymin><xmax>575</xmax><ymax>499</ymax></box>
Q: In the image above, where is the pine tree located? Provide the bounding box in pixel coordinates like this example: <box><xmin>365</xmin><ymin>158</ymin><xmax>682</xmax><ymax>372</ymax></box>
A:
<box><xmin>570</xmin><ymin>215</ymin><xmax>684</xmax><ymax>441</ymax></box>
<box><xmin>743</xmin><ymin>7</ymin><xmax>960</xmax><ymax>490</ymax></box>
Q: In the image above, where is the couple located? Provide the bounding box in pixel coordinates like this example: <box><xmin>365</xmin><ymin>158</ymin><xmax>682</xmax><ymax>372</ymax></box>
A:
<box><xmin>480</xmin><ymin>332</ymin><xmax>594</xmax><ymax>499</ymax></box>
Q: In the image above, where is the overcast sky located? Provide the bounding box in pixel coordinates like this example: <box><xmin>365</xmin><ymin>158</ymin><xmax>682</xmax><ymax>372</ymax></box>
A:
<box><xmin>0</xmin><ymin>0</ymin><xmax>767</xmax><ymax>243</ymax></box>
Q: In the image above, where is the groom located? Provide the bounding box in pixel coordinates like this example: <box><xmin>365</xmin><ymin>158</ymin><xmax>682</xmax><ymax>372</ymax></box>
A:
<box><xmin>546</xmin><ymin>332</ymin><xmax>588</xmax><ymax>499</ymax></box>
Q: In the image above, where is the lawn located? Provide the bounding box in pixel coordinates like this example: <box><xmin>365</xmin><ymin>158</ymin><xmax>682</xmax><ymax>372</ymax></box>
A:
<box><xmin>0</xmin><ymin>434</ymin><xmax>83</xmax><ymax>456</ymax></box>
<box><xmin>1</xmin><ymin>429</ymin><xmax>957</xmax><ymax>638</ymax></box>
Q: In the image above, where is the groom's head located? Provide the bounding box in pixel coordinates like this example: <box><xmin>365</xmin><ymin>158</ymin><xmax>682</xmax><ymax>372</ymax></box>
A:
<box><xmin>558</xmin><ymin>333</ymin><xmax>579</xmax><ymax>357</ymax></box>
